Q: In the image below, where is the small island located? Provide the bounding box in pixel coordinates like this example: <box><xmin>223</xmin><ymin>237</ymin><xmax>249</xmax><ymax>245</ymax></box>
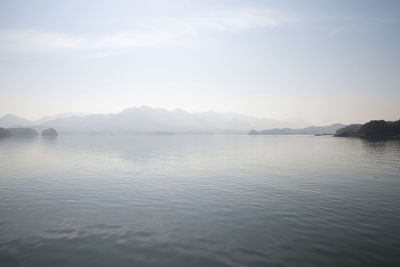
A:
<box><xmin>334</xmin><ymin>119</ymin><xmax>400</xmax><ymax>140</ymax></box>
<box><xmin>41</xmin><ymin>128</ymin><xmax>58</xmax><ymax>136</ymax></box>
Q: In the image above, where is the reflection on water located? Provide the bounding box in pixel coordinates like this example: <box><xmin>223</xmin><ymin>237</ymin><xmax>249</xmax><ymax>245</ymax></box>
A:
<box><xmin>0</xmin><ymin>135</ymin><xmax>400</xmax><ymax>266</ymax></box>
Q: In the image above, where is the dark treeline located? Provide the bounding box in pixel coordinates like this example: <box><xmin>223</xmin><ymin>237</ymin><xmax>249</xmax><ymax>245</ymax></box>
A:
<box><xmin>0</xmin><ymin>127</ymin><xmax>58</xmax><ymax>138</ymax></box>
<box><xmin>335</xmin><ymin>119</ymin><xmax>400</xmax><ymax>140</ymax></box>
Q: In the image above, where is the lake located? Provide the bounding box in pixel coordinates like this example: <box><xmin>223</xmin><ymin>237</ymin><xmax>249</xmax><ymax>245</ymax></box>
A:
<box><xmin>0</xmin><ymin>135</ymin><xmax>399</xmax><ymax>266</ymax></box>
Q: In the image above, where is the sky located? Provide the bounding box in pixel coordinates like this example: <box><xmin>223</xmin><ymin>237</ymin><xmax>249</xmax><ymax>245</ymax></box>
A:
<box><xmin>0</xmin><ymin>0</ymin><xmax>399</xmax><ymax>125</ymax></box>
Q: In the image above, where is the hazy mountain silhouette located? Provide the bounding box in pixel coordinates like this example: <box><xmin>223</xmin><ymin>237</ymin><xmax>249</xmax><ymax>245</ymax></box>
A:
<box><xmin>195</xmin><ymin>111</ymin><xmax>312</xmax><ymax>131</ymax></box>
<box><xmin>26</xmin><ymin>106</ymin><xmax>313</xmax><ymax>134</ymax></box>
<box><xmin>1</xmin><ymin>107</ymin><xmax>314</xmax><ymax>134</ymax></box>
<box><xmin>0</xmin><ymin>114</ymin><xmax>33</xmax><ymax>127</ymax></box>
<box><xmin>0</xmin><ymin>113</ymin><xmax>87</xmax><ymax>128</ymax></box>
<box><xmin>35</xmin><ymin>113</ymin><xmax>88</xmax><ymax>124</ymax></box>
<box><xmin>249</xmin><ymin>124</ymin><xmax>345</xmax><ymax>135</ymax></box>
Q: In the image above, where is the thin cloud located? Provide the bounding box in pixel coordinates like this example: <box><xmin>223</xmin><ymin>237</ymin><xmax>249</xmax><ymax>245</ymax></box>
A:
<box><xmin>198</xmin><ymin>8</ymin><xmax>286</xmax><ymax>31</ymax></box>
<box><xmin>0</xmin><ymin>8</ymin><xmax>290</xmax><ymax>53</ymax></box>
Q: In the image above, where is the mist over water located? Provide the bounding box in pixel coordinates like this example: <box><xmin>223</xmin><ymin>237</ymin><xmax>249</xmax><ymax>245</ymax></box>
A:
<box><xmin>0</xmin><ymin>135</ymin><xmax>399</xmax><ymax>266</ymax></box>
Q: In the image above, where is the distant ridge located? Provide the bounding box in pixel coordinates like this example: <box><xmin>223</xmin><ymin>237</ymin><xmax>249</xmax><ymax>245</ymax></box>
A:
<box><xmin>0</xmin><ymin>113</ymin><xmax>87</xmax><ymax>127</ymax></box>
<box><xmin>35</xmin><ymin>113</ymin><xmax>88</xmax><ymax>124</ymax></box>
<box><xmin>248</xmin><ymin>124</ymin><xmax>345</xmax><ymax>135</ymax></box>
<box><xmin>0</xmin><ymin>114</ymin><xmax>33</xmax><ymax>127</ymax></box>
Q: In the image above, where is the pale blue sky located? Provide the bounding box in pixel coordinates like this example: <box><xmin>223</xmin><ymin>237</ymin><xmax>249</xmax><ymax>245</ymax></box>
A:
<box><xmin>0</xmin><ymin>0</ymin><xmax>399</xmax><ymax>124</ymax></box>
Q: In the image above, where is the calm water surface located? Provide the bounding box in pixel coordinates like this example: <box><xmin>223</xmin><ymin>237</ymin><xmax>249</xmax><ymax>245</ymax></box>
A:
<box><xmin>0</xmin><ymin>135</ymin><xmax>399</xmax><ymax>266</ymax></box>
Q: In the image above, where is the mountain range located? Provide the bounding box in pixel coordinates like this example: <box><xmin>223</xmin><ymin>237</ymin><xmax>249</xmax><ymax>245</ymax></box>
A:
<box><xmin>1</xmin><ymin>106</ymin><xmax>318</xmax><ymax>134</ymax></box>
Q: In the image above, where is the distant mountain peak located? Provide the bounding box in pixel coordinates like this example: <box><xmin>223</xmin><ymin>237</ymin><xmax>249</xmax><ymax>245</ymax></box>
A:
<box><xmin>2</xmin><ymin>113</ymin><xmax>20</xmax><ymax>119</ymax></box>
<box><xmin>0</xmin><ymin>114</ymin><xmax>32</xmax><ymax>127</ymax></box>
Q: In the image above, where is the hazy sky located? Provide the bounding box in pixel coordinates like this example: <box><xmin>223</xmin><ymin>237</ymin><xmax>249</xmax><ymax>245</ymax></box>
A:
<box><xmin>0</xmin><ymin>0</ymin><xmax>399</xmax><ymax>124</ymax></box>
